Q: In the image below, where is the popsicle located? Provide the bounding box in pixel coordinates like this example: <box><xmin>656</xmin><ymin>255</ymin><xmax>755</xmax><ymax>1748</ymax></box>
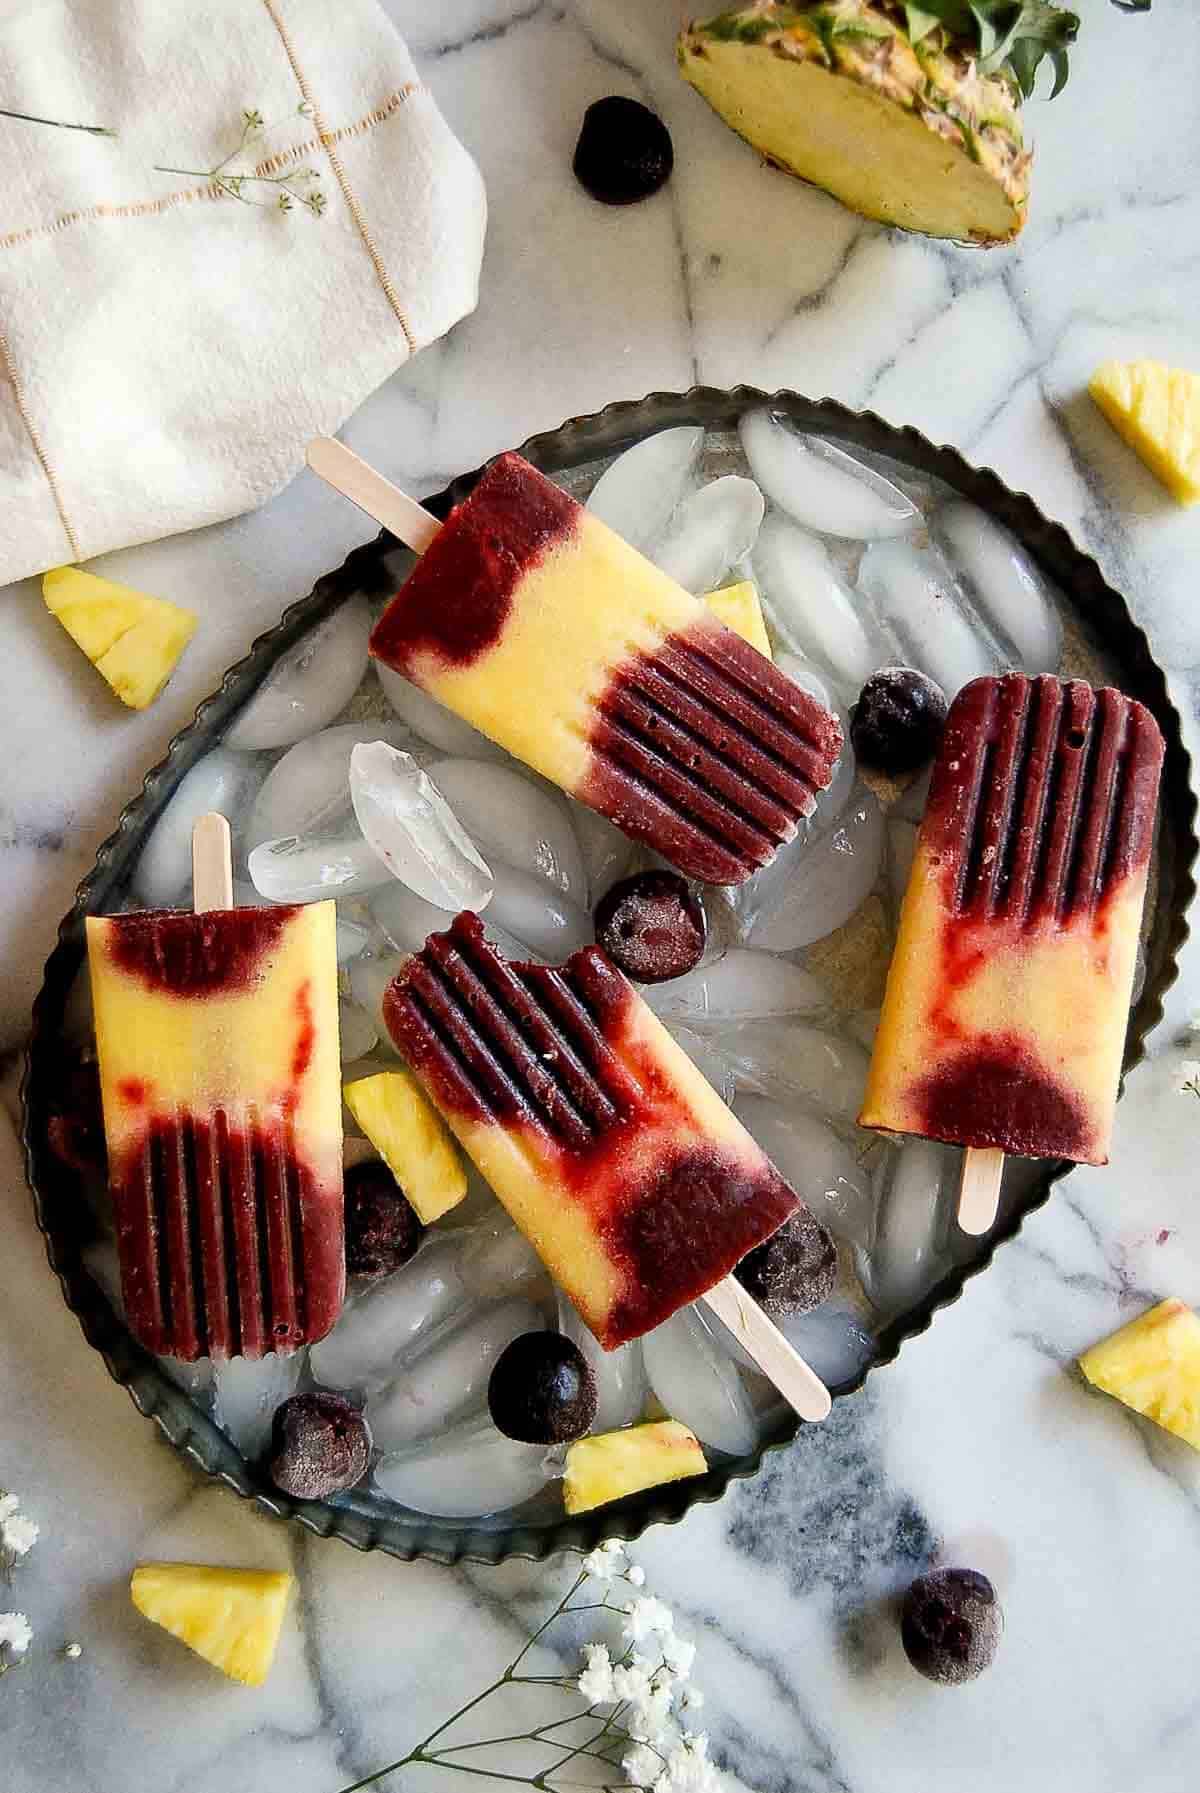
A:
<box><xmin>859</xmin><ymin>673</ymin><xmax>1164</xmax><ymax>1229</ymax></box>
<box><xmin>307</xmin><ymin>438</ymin><xmax>842</xmax><ymax>887</ymax></box>
<box><xmin>382</xmin><ymin>911</ymin><xmax>833</xmax><ymax>1420</ymax></box>
<box><xmin>86</xmin><ymin>815</ymin><xmax>345</xmax><ymax>1359</ymax></box>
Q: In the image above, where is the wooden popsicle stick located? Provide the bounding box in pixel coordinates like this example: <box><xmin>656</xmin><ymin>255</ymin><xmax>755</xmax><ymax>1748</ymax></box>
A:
<box><xmin>957</xmin><ymin>1145</ymin><xmax>1005</xmax><ymax>1236</ymax></box>
<box><xmin>192</xmin><ymin>812</ymin><xmax>234</xmax><ymax>913</ymax></box>
<box><xmin>307</xmin><ymin>436</ymin><xmax>441</xmax><ymax>555</ymax></box>
<box><xmin>702</xmin><ymin>1276</ymin><xmax>832</xmax><ymax>1424</ymax></box>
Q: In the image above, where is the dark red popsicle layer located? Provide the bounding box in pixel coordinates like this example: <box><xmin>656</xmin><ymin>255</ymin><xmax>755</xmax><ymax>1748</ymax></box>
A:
<box><xmin>383</xmin><ymin>913</ymin><xmax>809</xmax><ymax>1347</ymax></box>
<box><xmin>369</xmin><ymin>453</ymin><xmax>578</xmax><ymax>674</ymax></box>
<box><xmin>108</xmin><ymin>907</ymin><xmax>298</xmax><ymax>998</ymax></box>
<box><xmin>920</xmin><ymin>673</ymin><xmax>1163</xmax><ymax>929</ymax></box>
<box><xmin>111</xmin><ymin>1109</ymin><xmax>344</xmax><ymax>1361</ymax></box>
<box><xmin>582</xmin><ymin>616</ymin><xmax>843</xmax><ymax>884</ymax></box>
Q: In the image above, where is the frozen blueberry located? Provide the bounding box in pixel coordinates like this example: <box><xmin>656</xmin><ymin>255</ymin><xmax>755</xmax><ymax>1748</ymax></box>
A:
<box><xmin>268</xmin><ymin>1392</ymin><xmax>372</xmax><ymax>1500</ymax></box>
<box><xmin>344</xmin><ymin>1161</ymin><xmax>423</xmax><ymax>1283</ymax></box>
<box><xmin>850</xmin><ymin>668</ymin><xmax>948</xmax><ymax>777</ymax></box>
<box><xmin>573</xmin><ymin>96</ymin><xmax>674</xmax><ymax>206</ymax></box>
<box><xmin>901</xmin><ymin>1568</ymin><xmax>1003</xmax><ymax>1685</ymax></box>
<box><xmin>488</xmin><ymin>1331</ymin><xmax>598</xmax><ymax>1445</ymax></box>
<box><xmin>594</xmin><ymin>870</ymin><xmax>706</xmax><ymax>984</ymax></box>
<box><xmin>735</xmin><ymin>1210</ymin><xmax>837</xmax><ymax>1316</ymax></box>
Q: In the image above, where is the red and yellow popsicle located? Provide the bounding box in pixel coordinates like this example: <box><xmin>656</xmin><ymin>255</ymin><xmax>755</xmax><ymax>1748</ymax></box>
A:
<box><xmin>860</xmin><ymin>673</ymin><xmax>1164</xmax><ymax>1166</ymax></box>
<box><xmin>87</xmin><ymin>902</ymin><xmax>344</xmax><ymax>1359</ymax></box>
<box><xmin>383</xmin><ymin>912</ymin><xmax>812</xmax><ymax>1348</ymax></box>
<box><xmin>368</xmin><ymin>452</ymin><xmax>842</xmax><ymax>886</ymax></box>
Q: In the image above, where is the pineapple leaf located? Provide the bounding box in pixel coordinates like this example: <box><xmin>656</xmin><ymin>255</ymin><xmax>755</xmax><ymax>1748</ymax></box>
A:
<box><xmin>892</xmin><ymin>0</ymin><xmax>1149</xmax><ymax>100</ymax></box>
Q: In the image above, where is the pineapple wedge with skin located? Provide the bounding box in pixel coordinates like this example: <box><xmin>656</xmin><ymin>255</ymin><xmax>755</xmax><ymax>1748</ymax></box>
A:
<box><xmin>1079</xmin><ymin>1299</ymin><xmax>1200</xmax><ymax>1452</ymax></box>
<box><xmin>1089</xmin><ymin>360</ymin><xmax>1200</xmax><ymax>507</ymax></box>
<box><xmin>706</xmin><ymin>579</ymin><xmax>773</xmax><ymax>659</ymax></box>
<box><xmin>43</xmin><ymin>565</ymin><xmax>197</xmax><ymax>709</ymax></box>
<box><xmin>343</xmin><ymin>1068</ymin><xmax>467</xmax><ymax>1223</ymax></box>
<box><xmin>130</xmin><ymin>1563</ymin><xmax>293</xmax><ymax>1686</ymax></box>
<box><xmin>563</xmin><ymin>1420</ymin><xmax>707</xmax><ymax>1515</ymax></box>
<box><xmin>678</xmin><ymin>3</ymin><xmax>1030</xmax><ymax>245</ymax></box>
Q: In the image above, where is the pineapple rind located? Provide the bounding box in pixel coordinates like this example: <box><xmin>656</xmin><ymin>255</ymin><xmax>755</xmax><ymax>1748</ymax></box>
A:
<box><xmin>1079</xmin><ymin>1298</ymin><xmax>1200</xmax><ymax>1451</ymax></box>
<box><xmin>131</xmin><ymin>1563</ymin><xmax>294</xmax><ymax>1686</ymax></box>
<box><xmin>343</xmin><ymin>1069</ymin><xmax>467</xmax><ymax>1223</ymax></box>
<box><xmin>1089</xmin><ymin>359</ymin><xmax>1200</xmax><ymax>507</ymax></box>
<box><xmin>43</xmin><ymin>565</ymin><xmax>197</xmax><ymax>709</ymax></box>
<box><xmin>563</xmin><ymin>1420</ymin><xmax>707</xmax><ymax>1515</ymax></box>
<box><xmin>679</xmin><ymin>1</ymin><xmax>1029</xmax><ymax>244</ymax></box>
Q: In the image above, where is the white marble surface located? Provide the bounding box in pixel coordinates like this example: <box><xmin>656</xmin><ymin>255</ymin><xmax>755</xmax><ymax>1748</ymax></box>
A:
<box><xmin>3</xmin><ymin>2</ymin><xmax>1200</xmax><ymax>1789</ymax></box>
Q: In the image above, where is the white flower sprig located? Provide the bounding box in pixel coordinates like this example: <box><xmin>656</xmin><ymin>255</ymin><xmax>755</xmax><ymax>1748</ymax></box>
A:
<box><xmin>332</xmin><ymin>1538</ymin><xmax>718</xmax><ymax>1793</ymax></box>
<box><xmin>0</xmin><ymin>1489</ymin><xmax>38</xmax><ymax>1679</ymax></box>
<box><xmin>1178</xmin><ymin>1058</ymin><xmax>1200</xmax><ymax>1098</ymax></box>
<box><xmin>154</xmin><ymin>104</ymin><xmax>327</xmax><ymax>218</ymax></box>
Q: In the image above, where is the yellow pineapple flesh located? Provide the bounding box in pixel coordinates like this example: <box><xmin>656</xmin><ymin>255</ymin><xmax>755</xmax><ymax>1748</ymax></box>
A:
<box><xmin>1078</xmin><ymin>1298</ymin><xmax>1200</xmax><ymax>1451</ymax></box>
<box><xmin>678</xmin><ymin>3</ymin><xmax>1029</xmax><ymax>245</ymax></box>
<box><xmin>343</xmin><ymin>1068</ymin><xmax>467</xmax><ymax>1223</ymax></box>
<box><xmin>563</xmin><ymin>1420</ymin><xmax>707</xmax><ymax>1515</ymax></box>
<box><xmin>130</xmin><ymin>1563</ymin><xmax>293</xmax><ymax>1686</ymax></box>
<box><xmin>43</xmin><ymin>566</ymin><xmax>197</xmax><ymax>709</ymax></box>
<box><xmin>706</xmin><ymin>580</ymin><xmax>773</xmax><ymax>659</ymax></box>
<box><xmin>1089</xmin><ymin>360</ymin><xmax>1200</xmax><ymax>506</ymax></box>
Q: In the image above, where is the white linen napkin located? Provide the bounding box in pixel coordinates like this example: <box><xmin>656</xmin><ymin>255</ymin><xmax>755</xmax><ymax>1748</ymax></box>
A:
<box><xmin>0</xmin><ymin>0</ymin><xmax>486</xmax><ymax>583</ymax></box>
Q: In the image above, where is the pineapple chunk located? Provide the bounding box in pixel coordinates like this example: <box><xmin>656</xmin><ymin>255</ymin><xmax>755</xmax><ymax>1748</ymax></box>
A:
<box><xmin>563</xmin><ymin>1420</ymin><xmax>707</xmax><ymax>1515</ymax></box>
<box><xmin>130</xmin><ymin>1563</ymin><xmax>293</xmax><ymax>1686</ymax></box>
<box><xmin>706</xmin><ymin>580</ymin><xmax>773</xmax><ymax>660</ymax></box>
<box><xmin>1078</xmin><ymin>1298</ymin><xmax>1200</xmax><ymax>1451</ymax></box>
<box><xmin>343</xmin><ymin>1068</ymin><xmax>467</xmax><ymax>1223</ymax></box>
<box><xmin>43</xmin><ymin>566</ymin><xmax>197</xmax><ymax>709</ymax></box>
<box><xmin>1089</xmin><ymin>360</ymin><xmax>1200</xmax><ymax>506</ymax></box>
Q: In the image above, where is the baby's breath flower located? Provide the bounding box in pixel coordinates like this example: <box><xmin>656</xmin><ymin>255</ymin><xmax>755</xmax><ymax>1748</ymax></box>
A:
<box><xmin>622</xmin><ymin>1594</ymin><xmax>674</xmax><ymax>1646</ymax></box>
<box><xmin>662</xmin><ymin>1632</ymin><xmax>695</xmax><ymax>1678</ymax></box>
<box><xmin>681</xmin><ymin>1687</ymin><xmax>704</xmax><ymax>1712</ymax></box>
<box><xmin>583</xmin><ymin>1540</ymin><xmax>624</xmax><ymax>1583</ymax></box>
<box><xmin>628</xmin><ymin>1682</ymin><xmax>673</xmax><ymax>1744</ymax></box>
<box><xmin>0</xmin><ymin>1495</ymin><xmax>18</xmax><ymax>1524</ymax></box>
<box><xmin>242</xmin><ymin>108</ymin><xmax>264</xmax><ymax>131</ymax></box>
<box><xmin>626</xmin><ymin>1563</ymin><xmax>646</xmax><ymax>1588</ymax></box>
<box><xmin>622</xmin><ymin>1744</ymin><xmax>662</xmax><ymax>1787</ymax></box>
<box><xmin>576</xmin><ymin>1641</ymin><xmax>614</xmax><ymax>1705</ymax></box>
<box><xmin>612</xmin><ymin>1654</ymin><xmax>654</xmax><ymax>1706</ymax></box>
<box><xmin>0</xmin><ymin>1612</ymin><xmax>32</xmax><ymax>1657</ymax></box>
<box><xmin>0</xmin><ymin>1514</ymin><xmax>38</xmax><ymax>1558</ymax></box>
<box><xmin>1178</xmin><ymin>1058</ymin><xmax>1200</xmax><ymax>1095</ymax></box>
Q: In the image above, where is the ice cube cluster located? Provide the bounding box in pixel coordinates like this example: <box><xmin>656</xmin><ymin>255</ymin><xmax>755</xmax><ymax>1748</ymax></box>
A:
<box><xmin>86</xmin><ymin>414</ymin><xmax>1091</xmax><ymax>1529</ymax></box>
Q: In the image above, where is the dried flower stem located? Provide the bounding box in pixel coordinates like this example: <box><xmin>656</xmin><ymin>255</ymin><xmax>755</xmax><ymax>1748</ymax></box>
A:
<box><xmin>154</xmin><ymin>105</ymin><xmax>326</xmax><ymax>217</ymax></box>
<box><xmin>0</xmin><ymin>106</ymin><xmax>115</xmax><ymax>136</ymax></box>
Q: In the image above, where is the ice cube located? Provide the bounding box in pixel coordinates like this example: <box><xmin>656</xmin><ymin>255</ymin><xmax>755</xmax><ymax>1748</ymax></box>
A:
<box><xmin>778</xmin><ymin>1299</ymin><xmax>876</xmax><ymax>1389</ymax></box>
<box><xmin>347</xmin><ymin>953</ymin><xmax>407</xmax><ymax>1047</ymax></box>
<box><xmin>374</xmin><ymin>1416</ymin><xmax>549</xmax><ymax>1519</ymax></box>
<box><xmin>368</xmin><ymin>1298</ymin><xmax>543</xmax><ymax>1452</ymax></box>
<box><xmin>752</xmin><ymin>514</ymin><xmax>879</xmax><ymax>693</ymax></box>
<box><xmin>213</xmin><ymin>1352</ymin><xmax>303</xmax><ymax>1460</ymax></box>
<box><xmin>369</xmin><ymin>884</ymin><xmax>529</xmax><ymax>965</ymax></box>
<box><xmin>376</xmin><ymin>662</ymin><xmax>509</xmax><ymax>762</ymax></box>
<box><xmin>226</xmin><ymin>598</ymin><xmax>373</xmax><ymax>750</ymax></box>
<box><xmin>934</xmin><ymin>502</ymin><xmax>1062</xmax><ymax>674</ymax></box>
<box><xmin>486</xmin><ymin>863</ymin><xmax>594</xmax><ymax>960</ymax></box>
<box><xmin>738</xmin><ymin>410</ymin><xmax>919</xmax><ymax>540</ymax></box>
<box><xmin>732</xmin><ymin>1095</ymin><xmax>875</xmax><ymax>1248</ymax></box>
<box><xmin>774</xmin><ymin>651</ymin><xmax>835</xmax><ymax>716</ymax></box>
<box><xmin>862</xmin><ymin>1140</ymin><xmax>955</xmax><ymax>1317</ymax></box>
<box><xmin>82</xmin><ymin>1240</ymin><xmax>125</xmax><ymax>1318</ymax></box>
<box><xmin>426</xmin><ymin>759</ymin><xmax>586</xmax><ymax>900</ymax></box>
<box><xmin>159</xmin><ymin>1356</ymin><xmax>217</xmax><ymax>1405</ymax></box>
<box><xmin>569</xmin><ymin>800</ymin><xmax>637</xmax><ymax>905</ymax></box>
<box><xmin>642</xmin><ymin>1304</ymin><xmax>760</xmax><ymax>1457</ymax></box>
<box><xmin>557</xmin><ymin>1293</ymin><xmax>645</xmax><ymax>1433</ymax></box>
<box><xmin>586</xmin><ymin>426</ymin><xmax>704</xmax><ymax>551</ymax></box>
<box><xmin>459</xmin><ymin>1224</ymin><xmax>550</xmax><ymax>1300</ymax></box>
<box><xmin>137</xmin><ymin>750</ymin><xmax>265</xmax><ymax>906</ymax></box>
<box><xmin>246</xmin><ymin>722</ymin><xmax>416</xmax><ymax>853</ymax></box>
<box><xmin>308</xmin><ymin>1236</ymin><xmax>468</xmax><ymax>1391</ymax></box>
<box><xmin>646</xmin><ymin>949</ymin><xmax>826</xmax><ymax>1025</ymax></box>
<box><xmin>857</xmin><ymin>540</ymin><xmax>998</xmax><ymax>698</ymax></box>
<box><xmin>651</xmin><ymin>476</ymin><xmax>765</xmax><ymax>593</ymax></box>
<box><xmin>719</xmin><ymin>1021</ymin><xmax>871</xmax><ymax>1121</ymax></box>
<box><xmin>809</xmin><ymin>716</ymin><xmax>856</xmax><ymax>831</ymax></box>
<box><xmin>745</xmin><ymin>788</ymin><xmax>885</xmax><ymax>951</ymax></box>
<box><xmin>349</xmin><ymin>742</ymin><xmax>494</xmax><ymax>911</ymax></box>
<box><xmin>336</xmin><ymin>915</ymin><xmax>372</xmax><ymax>964</ymax></box>
<box><xmin>338</xmin><ymin>998</ymin><xmax>379</xmax><ymax>1063</ymax></box>
<box><xmin>665</xmin><ymin>1023</ymin><xmax>738</xmax><ymax>1103</ymax></box>
<box><xmin>248</xmin><ymin>825</ymin><xmax>391</xmax><ymax>904</ymax></box>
